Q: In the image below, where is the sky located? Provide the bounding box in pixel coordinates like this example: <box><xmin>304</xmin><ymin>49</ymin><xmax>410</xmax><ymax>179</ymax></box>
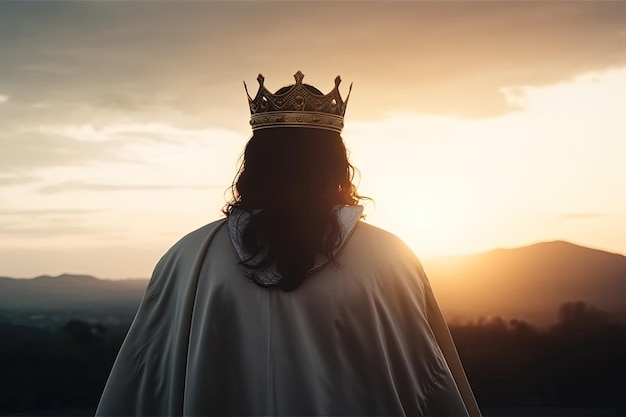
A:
<box><xmin>1</xmin><ymin>1</ymin><xmax>626</xmax><ymax>279</ymax></box>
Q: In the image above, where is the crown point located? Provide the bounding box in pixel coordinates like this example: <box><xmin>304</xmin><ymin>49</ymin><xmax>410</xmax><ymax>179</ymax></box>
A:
<box><xmin>245</xmin><ymin>72</ymin><xmax>352</xmax><ymax>133</ymax></box>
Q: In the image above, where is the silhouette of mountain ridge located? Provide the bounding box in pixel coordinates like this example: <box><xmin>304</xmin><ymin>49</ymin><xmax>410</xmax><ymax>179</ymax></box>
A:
<box><xmin>423</xmin><ymin>240</ymin><xmax>626</xmax><ymax>325</ymax></box>
<box><xmin>1</xmin><ymin>241</ymin><xmax>624</xmax><ymax>325</ymax></box>
<box><xmin>0</xmin><ymin>273</ymin><xmax>148</xmax><ymax>309</ymax></box>
<box><xmin>31</xmin><ymin>273</ymin><xmax>99</xmax><ymax>282</ymax></box>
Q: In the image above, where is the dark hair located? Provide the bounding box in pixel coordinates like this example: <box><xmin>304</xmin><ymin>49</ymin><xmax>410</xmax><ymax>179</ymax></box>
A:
<box><xmin>223</xmin><ymin>126</ymin><xmax>366</xmax><ymax>291</ymax></box>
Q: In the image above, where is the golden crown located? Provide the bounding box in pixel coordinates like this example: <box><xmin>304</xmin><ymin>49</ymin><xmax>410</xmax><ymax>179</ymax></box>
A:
<box><xmin>244</xmin><ymin>71</ymin><xmax>352</xmax><ymax>133</ymax></box>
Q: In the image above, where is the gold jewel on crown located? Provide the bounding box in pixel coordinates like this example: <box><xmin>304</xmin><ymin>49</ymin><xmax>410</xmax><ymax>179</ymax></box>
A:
<box><xmin>244</xmin><ymin>71</ymin><xmax>352</xmax><ymax>133</ymax></box>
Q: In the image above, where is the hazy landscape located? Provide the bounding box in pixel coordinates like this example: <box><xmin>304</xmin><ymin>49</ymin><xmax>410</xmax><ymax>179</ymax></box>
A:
<box><xmin>425</xmin><ymin>240</ymin><xmax>626</xmax><ymax>326</ymax></box>
<box><xmin>1</xmin><ymin>240</ymin><xmax>625</xmax><ymax>415</ymax></box>
<box><xmin>3</xmin><ymin>240</ymin><xmax>625</xmax><ymax>328</ymax></box>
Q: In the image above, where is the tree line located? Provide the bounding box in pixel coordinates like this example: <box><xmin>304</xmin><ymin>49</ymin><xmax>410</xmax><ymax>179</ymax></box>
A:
<box><xmin>0</xmin><ymin>301</ymin><xmax>624</xmax><ymax>415</ymax></box>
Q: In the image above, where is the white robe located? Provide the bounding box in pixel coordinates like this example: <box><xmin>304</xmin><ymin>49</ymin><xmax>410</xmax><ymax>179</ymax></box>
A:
<box><xmin>96</xmin><ymin>214</ymin><xmax>481</xmax><ymax>416</ymax></box>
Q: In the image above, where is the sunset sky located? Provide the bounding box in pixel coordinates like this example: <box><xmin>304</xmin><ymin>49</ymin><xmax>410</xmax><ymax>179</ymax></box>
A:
<box><xmin>1</xmin><ymin>1</ymin><xmax>626</xmax><ymax>279</ymax></box>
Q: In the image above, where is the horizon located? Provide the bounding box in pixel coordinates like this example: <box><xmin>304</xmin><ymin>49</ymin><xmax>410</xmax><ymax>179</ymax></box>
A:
<box><xmin>1</xmin><ymin>2</ymin><xmax>626</xmax><ymax>278</ymax></box>
<box><xmin>3</xmin><ymin>238</ymin><xmax>625</xmax><ymax>281</ymax></box>
<box><xmin>4</xmin><ymin>236</ymin><xmax>626</xmax><ymax>332</ymax></box>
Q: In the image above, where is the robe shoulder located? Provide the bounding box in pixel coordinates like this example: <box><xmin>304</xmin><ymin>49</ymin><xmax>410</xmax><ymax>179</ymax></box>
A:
<box><xmin>337</xmin><ymin>221</ymin><xmax>430</xmax><ymax>289</ymax></box>
<box><xmin>146</xmin><ymin>218</ymin><xmax>228</xmax><ymax>295</ymax></box>
<box><xmin>158</xmin><ymin>218</ymin><xmax>228</xmax><ymax>266</ymax></box>
<box><xmin>348</xmin><ymin>221</ymin><xmax>423</xmax><ymax>261</ymax></box>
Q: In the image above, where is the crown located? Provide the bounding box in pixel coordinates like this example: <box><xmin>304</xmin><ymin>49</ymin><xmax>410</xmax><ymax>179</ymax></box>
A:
<box><xmin>244</xmin><ymin>71</ymin><xmax>352</xmax><ymax>133</ymax></box>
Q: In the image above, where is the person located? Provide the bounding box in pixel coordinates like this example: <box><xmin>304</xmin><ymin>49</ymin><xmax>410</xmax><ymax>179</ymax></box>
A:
<box><xmin>95</xmin><ymin>71</ymin><xmax>481</xmax><ymax>416</ymax></box>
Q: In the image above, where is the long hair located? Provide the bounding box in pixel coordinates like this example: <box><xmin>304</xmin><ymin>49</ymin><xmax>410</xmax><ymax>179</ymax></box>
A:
<box><xmin>223</xmin><ymin>126</ymin><xmax>366</xmax><ymax>291</ymax></box>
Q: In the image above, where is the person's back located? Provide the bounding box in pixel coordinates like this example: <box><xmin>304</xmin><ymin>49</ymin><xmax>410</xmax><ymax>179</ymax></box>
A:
<box><xmin>95</xmin><ymin>72</ymin><xmax>481</xmax><ymax>416</ymax></box>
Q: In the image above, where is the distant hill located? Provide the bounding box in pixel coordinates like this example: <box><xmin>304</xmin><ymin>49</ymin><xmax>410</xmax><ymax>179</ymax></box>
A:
<box><xmin>0</xmin><ymin>274</ymin><xmax>147</xmax><ymax>310</ymax></box>
<box><xmin>423</xmin><ymin>241</ymin><xmax>626</xmax><ymax>325</ymax></box>
<box><xmin>1</xmin><ymin>241</ymin><xmax>625</xmax><ymax>326</ymax></box>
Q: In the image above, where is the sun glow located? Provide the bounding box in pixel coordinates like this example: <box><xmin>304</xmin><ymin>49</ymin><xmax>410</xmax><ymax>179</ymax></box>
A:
<box><xmin>343</xmin><ymin>68</ymin><xmax>626</xmax><ymax>260</ymax></box>
<box><xmin>2</xmin><ymin>65</ymin><xmax>626</xmax><ymax>278</ymax></box>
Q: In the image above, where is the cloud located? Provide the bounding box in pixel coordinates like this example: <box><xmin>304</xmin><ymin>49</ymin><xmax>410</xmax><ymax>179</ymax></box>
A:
<box><xmin>0</xmin><ymin>94</ymin><xmax>8</xmax><ymax>103</ymax></box>
<box><xmin>0</xmin><ymin>176</ymin><xmax>38</xmax><ymax>187</ymax></box>
<box><xmin>0</xmin><ymin>122</ymin><xmax>242</xmax><ymax>176</ymax></box>
<box><xmin>0</xmin><ymin>209</ymin><xmax>107</xmax><ymax>242</ymax></box>
<box><xmin>0</xmin><ymin>208</ymin><xmax>101</xmax><ymax>217</ymax></box>
<box><xmin>38</xmin><ymin>122</ymin><xmax>236</xmax><ymax>144</ymax></box>
<box><xmin>0</xmin><ymin>129</ymin><xmax>120</xmax><ymax>175</ymax></box>
<box><xmin>17</xmin><ymin>63</ymin><xmax>76</xmax><ymax>75</ymax></box>
<box><xmin>38</xmin><ymin>181</ymin><xmax>218</xmax><ymax>194</ymax></box>
<box><xmin>1</xmin><ymin>2</ymin><xmax>625</xmax><ymax>121</ymax></box>
<box><xmin>0</xmin><ymin>224</ymin><xmax>96</xmax><ymax>237</ymax></box>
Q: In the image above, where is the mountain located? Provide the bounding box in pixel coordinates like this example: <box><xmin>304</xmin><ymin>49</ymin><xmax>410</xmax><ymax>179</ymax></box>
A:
<box><xmin>0</xmin><ymin>273</ymin><xmax>148</xmax><ymax>310</ymax></box>
<box><xmin>423</xmin><ymin>241</ymin><xmax>626</xmax><ymax>325</ymax></box>
<box><xmin>1</xmin><ymin>241</ymin><xmax>625</xmax><ymax>326</ymax></box>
